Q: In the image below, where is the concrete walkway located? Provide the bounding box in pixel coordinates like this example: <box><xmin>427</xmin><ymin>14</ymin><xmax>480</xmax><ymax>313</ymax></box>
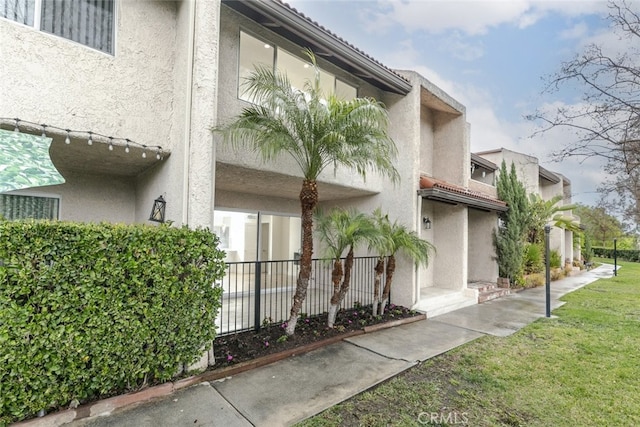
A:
<box><xmin>39</xmin><ymin>264</ymin><xmax>615</xmax><ymax>427</ymax></box>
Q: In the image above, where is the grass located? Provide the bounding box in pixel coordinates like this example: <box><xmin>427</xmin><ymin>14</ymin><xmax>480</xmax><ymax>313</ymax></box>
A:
<box><xmin>298</xmin><ymin>259</ymin><xmax>640</xmax><ymax>426</ymax></box>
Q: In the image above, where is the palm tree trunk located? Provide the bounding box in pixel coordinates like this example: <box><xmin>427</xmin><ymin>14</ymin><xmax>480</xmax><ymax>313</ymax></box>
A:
<box><xmin>285</xmin><ymin>179</ymin><xmax>318</xmax><ymax>336</ymax></box>
<box><xmin>371</xmin><ymin>256</ymin><xmax>385</xmax><ymax>316</ymax></box>
<box><xmin>380</xmin><ymin>254</ymin><xmax>396</xmax><ymax>313</ymax></box>
<box><xmin>328</xmin><ymin>248</ymin><xmax>354</xmax><ymax>327</ymax></box>
<box><xmin>331</xmin><ymin>259</ymin><xmax>343</xmax><ymax>297</ymax></box>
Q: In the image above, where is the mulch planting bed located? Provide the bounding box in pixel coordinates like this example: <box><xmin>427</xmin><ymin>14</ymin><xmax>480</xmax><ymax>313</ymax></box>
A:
<box><xmin>213</xmin><ymin>303</ymin><xmax>422</xmax><ymax>367</ymax></box>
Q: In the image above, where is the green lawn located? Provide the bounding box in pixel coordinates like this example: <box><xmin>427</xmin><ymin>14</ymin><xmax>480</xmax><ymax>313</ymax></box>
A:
<box><xmin>298</xmin><ymin>260</ymin><xmax>640</xmax><ymax>426</ymax></box>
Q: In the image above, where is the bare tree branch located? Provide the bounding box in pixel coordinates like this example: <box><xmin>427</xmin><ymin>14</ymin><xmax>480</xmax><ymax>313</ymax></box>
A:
<box><xmin>528</xmin><ymin>0</ymin><xmax>640</xmax><ymax>227</ymax></box>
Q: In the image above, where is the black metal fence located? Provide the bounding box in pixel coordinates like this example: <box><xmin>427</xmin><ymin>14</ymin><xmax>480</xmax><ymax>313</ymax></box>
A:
<box><xmin>215</xmin><ymin>256</ymin><xmax>385</xmax><ymax>336</ymax></box>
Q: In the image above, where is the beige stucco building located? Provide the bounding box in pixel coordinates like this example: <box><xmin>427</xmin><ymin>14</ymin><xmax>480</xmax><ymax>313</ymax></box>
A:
<box><xmin>476</xmin><ymin>148</ymin><xmax>579</xmax><ymax>265</ymax></box>
<box><xmin>2</xmin><ymin>0</ymin><xmax>524</xmax><ymax>323</ymax></box>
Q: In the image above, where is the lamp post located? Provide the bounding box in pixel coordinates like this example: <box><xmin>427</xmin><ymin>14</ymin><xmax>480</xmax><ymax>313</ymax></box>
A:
<box><xmin>613</xmin><ymin>238</ymin><xmax>617</xmax><ymax>277</ymax></box>
<box><xmin>545</xmin><ymin>225</ymin><xmax>551</xmax><ymax>318</ymax></box>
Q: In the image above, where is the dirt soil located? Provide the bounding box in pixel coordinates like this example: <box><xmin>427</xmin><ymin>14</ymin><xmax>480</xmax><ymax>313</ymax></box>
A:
<box><xmin>214</xmin><ymin>303</ymin><xmax>421</xmax><ymax>367</ymax></box>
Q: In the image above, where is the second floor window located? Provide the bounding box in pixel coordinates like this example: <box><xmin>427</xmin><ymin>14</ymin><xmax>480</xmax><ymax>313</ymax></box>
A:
<box><xmin>239</xmin><ymin>31</ymin><xmax>358</xmax><ymax>103</ymax></box>
<box><xmin>1</xmin><ymin>0</ymin><xmax>115</xmax><ymax>54</ymax></box>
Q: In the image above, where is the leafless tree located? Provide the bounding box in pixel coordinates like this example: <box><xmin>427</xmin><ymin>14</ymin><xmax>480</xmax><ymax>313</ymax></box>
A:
<box><xmin>528</xmin><ymin>0</ymin><xmax>640</xmax><ymax>228</ymax></box>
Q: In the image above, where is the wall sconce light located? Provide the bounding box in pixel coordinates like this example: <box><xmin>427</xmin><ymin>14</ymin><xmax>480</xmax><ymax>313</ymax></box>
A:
<box><xmin>422</xmin><ymin>216</ymin><xmax>432</xmax><ymax>230</ymax></box>
<box><xmin>149</xmin><ymin>195</ymin><xmax>166</xmax><ymax>223</ymax></box>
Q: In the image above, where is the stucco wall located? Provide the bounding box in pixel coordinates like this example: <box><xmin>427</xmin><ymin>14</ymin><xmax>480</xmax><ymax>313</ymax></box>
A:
<box><xmin>480</xmin><ymin>149</ymin><xmax>540</xmax><ymax>195</ymax></box>
<box><xmin>215</xmin><ymin>189</ymin><xmax>300</xmax><ymax>216</ymax></box>
<box><xmin>432</xmin><ymin>203</ymin><xmax>468</xmax><ymax>290</ymax></box>
<box><xmin>13</xmin><ymin>171</ymin><xmax>136</xmax><ymax>223</ymax></box>
<box><xmin>468</xmin><ymin>179</ymin><xmax>498</xmax><ymax>198</ymax></box>
<box><xmin>1</xmin><ymin>1</ymin><xmax>177</xmax><ymax>149</ymax></box>
<box><xmin>468</xmin><ymin>209</ymin><xmax>498</xmax><ymax>282</ymax></box>
<box><xmin>419</xmin><ymin>108</ymin><xmax>435</xmax><ymax>176</ymax></box>
<box><xmin>1</xmin><ymin>1</ymin><xmax>212</xmax><ymax>226</ymax></box>
<box><xmin>433</xmin><ymin>113</ymin><xmax>468</xmax><ymax>186</ymax></box>
<box><xmin>539</xmin><ymin>178</ymin><xmax>562</xmax><ymax>201</ymax></box>
<box><xmin>214</xmin><ymin>5</ymin><xmax>386</xmax><ymax>195</ymax></box>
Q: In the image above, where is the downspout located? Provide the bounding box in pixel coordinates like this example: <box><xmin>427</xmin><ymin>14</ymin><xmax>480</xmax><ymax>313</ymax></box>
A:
<box><xmin>415</xmin><ymin>193</ymin><xmax>422</xmax><ymax>305</ymax></box>
<box><xmin>182</xmin><ymin>0</ymin><xmax>197</xmax><ymax>226</ymax></box>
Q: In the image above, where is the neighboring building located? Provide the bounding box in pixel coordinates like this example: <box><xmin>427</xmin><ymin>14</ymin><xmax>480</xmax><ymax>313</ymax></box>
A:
<box><xmin>1</xmin><ymin>1</ymin><xmax>540</xmax><ymax>324</ymax></box>
<box><xmin>476</xmin><ymin>148</ymin><xmax>579</xmax><ymax>265</ymax></box>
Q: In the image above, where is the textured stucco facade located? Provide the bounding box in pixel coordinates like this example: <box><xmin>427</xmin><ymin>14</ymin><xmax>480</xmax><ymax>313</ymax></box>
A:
<box><xmin>1</xmin><ymin>0</ymin><xmax>221</xmax><ymax>228</ymax></box>
<box><xmin>476</xmin><ymin>148</ymin><xmax>578</xmax><ymax>264</ymax></box>
<box><xmin>3</xmin><ymin>0</ymin><xmax>517</xmax><ymax>317</ymax></box>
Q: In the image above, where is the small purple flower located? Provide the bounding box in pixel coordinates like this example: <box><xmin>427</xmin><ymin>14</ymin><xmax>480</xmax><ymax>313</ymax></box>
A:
<box><xmin>305</xmin><ymin>318</ymin><xmax>310</xmax><ymax>323</ymax></box>
<box><xmin>264</xmin><ymin>341</ymin><xmax>269</xmax><ymax>347</ymax></box>
<box><xmin>227</xmin><ymin>354</ymin><xmax>233</xmax><ymax>362</ymax></box>
<box><xmin>348</xmin><ymin>320</ymin><xmax>352</xmax><ymax>324</ymax></box>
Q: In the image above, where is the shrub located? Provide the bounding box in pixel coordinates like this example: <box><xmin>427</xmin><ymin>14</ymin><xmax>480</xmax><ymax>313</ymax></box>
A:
<box><xmin>524</xmin><ymin>273</ymin><xmax>545</xmax><ymax>288</ymax></box>
<box><xmin>550</xmin><ymin>268</ymin><xmax>565</xmax><ymax>281</ymax></box>
<box><xmin>592</xmin><ymin>247</ymin><xmax>640</xmax><ymax>262</ymax></box>
<box><xmin>583</xmin><ymin>234</ymin><xmax>594</xmax><ymax>263</ymax></box>
<box><xmin>549</xmin><ymin>249</ymin><xmax>563</xmax><ymax>269</ymax></box>
<box><xmin>0</xmin><ymin>221</ymin><xmax>226</xmax><ymax>424</ymax></box>
<box><xmin>524</xmin><ymin>243</ymin><xmax>544</xmax><ymax>274</ymax></box>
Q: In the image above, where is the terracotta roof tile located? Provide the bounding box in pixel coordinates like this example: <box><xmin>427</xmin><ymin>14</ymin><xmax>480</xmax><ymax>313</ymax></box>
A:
<box><xmin>419</xmin><ymin>176</ymin><xmax>506</xmax><ymax>207</ymax></box>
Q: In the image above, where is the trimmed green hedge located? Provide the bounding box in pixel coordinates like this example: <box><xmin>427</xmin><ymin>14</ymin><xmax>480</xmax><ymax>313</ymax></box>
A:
<box><xmin>593</xmin><ymin>246</ymin><xmax>640</xmax><ymax>262</ymax></box>
<box><xmin>0</xmin><ymin>221</ymin><xmax>225</xmax><ymax>424</ymax></box>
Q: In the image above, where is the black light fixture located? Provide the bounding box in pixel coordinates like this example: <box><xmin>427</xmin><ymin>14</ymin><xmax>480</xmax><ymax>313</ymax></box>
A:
<box><xmin>422</xmin><ymin>216</ymin><xmax>432</xmax><ymax>230</ymax></box>
<box><xmin>149</xmin><ymin>195</ymin><xmax>166</xmax><ymax>223</ymax></box>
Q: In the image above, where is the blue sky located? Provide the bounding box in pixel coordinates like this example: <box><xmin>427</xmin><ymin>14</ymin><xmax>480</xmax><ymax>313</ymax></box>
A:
<box><xmin>286</xmin><ymin>0</ymin><xmax>622</xmax><ymax>206</ymax></box>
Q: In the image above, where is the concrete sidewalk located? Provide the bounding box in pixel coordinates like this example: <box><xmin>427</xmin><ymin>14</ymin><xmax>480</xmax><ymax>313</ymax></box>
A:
<box><xmin>38</xmin><ymin>264</ymin><xmax>614</xmax><ymax>427</ymax></box>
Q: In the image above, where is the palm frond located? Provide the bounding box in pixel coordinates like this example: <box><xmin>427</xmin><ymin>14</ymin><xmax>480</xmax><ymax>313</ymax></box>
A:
<box><xmin>315</xmin><ymin>208</ymin><xmax>380</xmax><ymax>260</ymax></box>
<box><xmin>215</xmin><ymin>53</ymin><xmax>399</xmax><ymax>183</ymax></box>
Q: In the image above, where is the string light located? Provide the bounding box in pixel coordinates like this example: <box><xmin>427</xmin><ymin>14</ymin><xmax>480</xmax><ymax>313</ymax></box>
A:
<box><xmin>2</xmin><ymin>118</ymin><xmax>166</xmax><ymax>160</ymax></box>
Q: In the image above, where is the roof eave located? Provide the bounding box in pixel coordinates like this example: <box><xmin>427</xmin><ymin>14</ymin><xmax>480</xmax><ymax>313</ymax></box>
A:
<box><xmin>418</xmin><ymin>188</ymin><xmax>508</xmax><ymax>212</ymax></box>
<box><xmin>222</xmin><ymin>0</ymin><xmax>412</xmax><ymax>95</ymax></box>
<box><xmin>471</xmin><ymin>153</ymin><xmax>498</xmax><ymax>171</ymax></box>
<box><xmin>539</xmin><ymin>166</ymin><xmax>561</xmax><ymax>184</ymax></box>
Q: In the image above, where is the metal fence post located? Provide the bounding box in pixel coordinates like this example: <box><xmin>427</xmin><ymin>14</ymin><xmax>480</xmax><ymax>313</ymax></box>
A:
<box><xmin>254</xmin><ymin>261</ymin><xmax>262</xmax><ymax>332</ymax></box>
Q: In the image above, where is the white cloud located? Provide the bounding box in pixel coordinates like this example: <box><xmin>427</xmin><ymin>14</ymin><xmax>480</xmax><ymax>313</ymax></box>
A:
<box><xmin>559</xmin><ymin>22</ymin><xmax>590</xmax><ymax>39</ymax></box>
<box><xmin>359</xmin><ymin>0</ymin><xmax>608</xmax><ymax>36</ymax></box>
<box><xmin>439</xmin><ymin>32</ymin><xmax>485</xmax><ymax>61</ymax></box>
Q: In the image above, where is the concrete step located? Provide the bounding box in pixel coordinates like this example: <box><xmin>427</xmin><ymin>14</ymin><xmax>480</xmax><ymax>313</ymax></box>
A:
<box><xmin>478</xmin><ymin>287</ymin><xmax>511</xmax><ymax>303</ymax></box>
<box><xmin>467</xmin><ymin>282</ymin><xmax>498</xmax><ymax>293</ymax></box>
<box><xmin>468</xmin><ymin>281</ymin><xmax>511</xmax><ymax>303</ymax></box>
<box><xmin>412</xmin><ymin>288</ymin><xmax>477</xmax><ymax>318</ymax></box>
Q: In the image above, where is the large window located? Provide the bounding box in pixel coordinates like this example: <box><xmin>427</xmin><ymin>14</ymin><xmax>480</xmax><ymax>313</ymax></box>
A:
<box><xmin>1</xmin><ymin>0</ymin><xmax>115</xmax><ymax>54</ymax></box>
<box><xmin>239</xmin><ymin>31</ymin><xmax>358</xmax><ymax>102</ymax></box>
<box><xmin>213</xmin><ymin>210</ymin><xmax>301</xmax><ymax>263</ymax></box>
<box><xmin>0</xmin><ymin>194</ymin><xmax>60</xmax><ymax>220</ymax></box>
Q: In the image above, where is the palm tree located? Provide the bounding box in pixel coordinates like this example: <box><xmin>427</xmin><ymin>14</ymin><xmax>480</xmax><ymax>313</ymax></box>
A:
<box><xmin>315</xmin><ymin>208</ymin><xmax>380</xmax><ymax>327</ymax></box>
<box><xmin>216</xmin><ymin>50</ymin><xmax>399</xmax><ymax>335</ymax></box>
<box><xmin>372</xmin><ymin>211</ymin><xmax>435</xmax><ymax>314</ymax></box>
<box><xmin>526</xmin><ymin>194</ymin><xmax>580</xmax><ymax>244</ymax></box>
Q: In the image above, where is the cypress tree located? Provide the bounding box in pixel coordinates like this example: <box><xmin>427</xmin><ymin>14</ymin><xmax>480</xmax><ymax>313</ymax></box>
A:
<box><xmin>494</xmin><ymin>161</ymin><xmax>529</xmax><ymax>285</ymax></box>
